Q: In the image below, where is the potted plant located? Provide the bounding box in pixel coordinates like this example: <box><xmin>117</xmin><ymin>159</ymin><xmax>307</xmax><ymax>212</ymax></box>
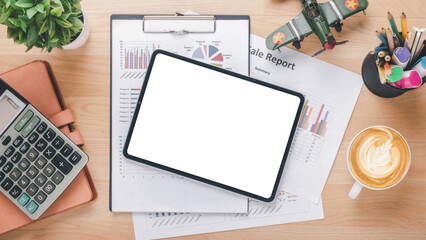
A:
<box><xmin>0</xmin><ymin>0</ymin><xmax>89</xmax><ymax>52</ymax></box>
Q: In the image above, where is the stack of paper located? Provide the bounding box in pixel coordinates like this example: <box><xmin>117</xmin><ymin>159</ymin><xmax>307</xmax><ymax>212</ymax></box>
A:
<box><xmin>131</xmin><ymin>34</ymin><xmax>363</xmax><ymax>240</ymax></box>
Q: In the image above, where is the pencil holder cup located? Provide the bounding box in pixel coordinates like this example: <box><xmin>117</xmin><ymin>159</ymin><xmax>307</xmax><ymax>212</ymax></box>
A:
<box><xmin>361</xmin><ymin>49</ymin><xmax>425</xmax><ymax>98</ymax></box>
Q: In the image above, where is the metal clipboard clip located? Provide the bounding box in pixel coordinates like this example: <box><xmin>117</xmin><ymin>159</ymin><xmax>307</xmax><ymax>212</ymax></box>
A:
<box><xmin>142</xmin><ymin>13</ymin><xmax>216</xmax><ymax>34</ymax></box>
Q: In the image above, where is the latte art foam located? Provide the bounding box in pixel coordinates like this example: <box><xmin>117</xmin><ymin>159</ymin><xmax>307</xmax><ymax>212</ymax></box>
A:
<box><xmin>348</xmin><ymin>127</ymin><xmax>410</xmax><ymax>189</ymax></box>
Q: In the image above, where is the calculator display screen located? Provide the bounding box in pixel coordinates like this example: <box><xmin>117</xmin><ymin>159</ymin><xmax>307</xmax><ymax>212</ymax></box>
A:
<box><xmin>0</xmin><ymin>90</ymin><xmax>25</xmax><ymax>136</ymax></box>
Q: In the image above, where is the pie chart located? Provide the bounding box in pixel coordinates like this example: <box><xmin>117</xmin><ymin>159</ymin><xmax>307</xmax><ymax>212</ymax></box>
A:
<box><xmin>192</xmin><ymin>45</ymin><xmax>224</xmax><ymax>68</ymax></box>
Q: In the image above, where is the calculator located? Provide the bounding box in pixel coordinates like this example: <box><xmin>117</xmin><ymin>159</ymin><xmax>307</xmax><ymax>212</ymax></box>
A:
<box><xmin>0</xmin><ymin>78</ymin><xmax>88</xmax><ymax>220</ymax></box>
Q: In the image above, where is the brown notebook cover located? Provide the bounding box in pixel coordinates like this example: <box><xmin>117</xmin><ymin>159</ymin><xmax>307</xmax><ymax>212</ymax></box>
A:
<box><xmin>0</xmin><ymin>61</ymin><xmax>97</xmax><ymax>234</ymax></box>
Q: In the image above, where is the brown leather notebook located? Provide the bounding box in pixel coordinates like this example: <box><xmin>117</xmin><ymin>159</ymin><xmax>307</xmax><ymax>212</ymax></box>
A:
<box><xmin>0</xmin><ymin>61</ymin><xmax>97</xmax><ymax>234</ymax></box>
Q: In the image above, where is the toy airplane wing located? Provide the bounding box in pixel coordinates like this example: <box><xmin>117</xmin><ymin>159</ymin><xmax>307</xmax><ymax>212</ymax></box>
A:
<box><xmin>265</xmin><ymin>12</ymin><xmax>314</xmax><ymax>50</ymax></box>
<box><xmin>320</xmin><ymin>0</ymin><xmax>369</xmax><ymax>26</ymax></box>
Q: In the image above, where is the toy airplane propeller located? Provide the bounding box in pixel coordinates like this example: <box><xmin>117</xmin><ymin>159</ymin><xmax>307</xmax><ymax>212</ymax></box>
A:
<box><xmin>266</xmin><ymin>0</ymin><xmax>368</xmax><ymax>56</ymax></box>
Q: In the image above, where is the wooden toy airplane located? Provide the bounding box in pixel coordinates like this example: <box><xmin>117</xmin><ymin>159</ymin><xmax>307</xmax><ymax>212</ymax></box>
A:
<box><xmin>266</xmin><ymin>0</ymin><xmax>368</xmax><ymax>56</ymax></box>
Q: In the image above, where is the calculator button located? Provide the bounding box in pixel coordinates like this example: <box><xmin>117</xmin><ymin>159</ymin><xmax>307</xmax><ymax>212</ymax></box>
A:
<box><xmin>43</xmin><ymin>147</ymin><xmax>56</xmax><ymax>159</ymax></box>
<box><xmin>26</xmin><ymin>183</ymin><xmax>38</xmax><ymax>197</ymax></box>
<box><xmin>22</xmin><ymin>116</ymin><xmax>40</xmax><ymax>137</ymax></box>
<box><xmin>19</xmin><ymin>142</ymin><xmax>30</xmax><ymax>154</ymax></box>
<box><xmin>25</xmin><ymin>166</ymin><xmax>39</xmax><ymax>179</ymax></box>
<box><xmin>28</xmin><ymin>132</ymin><xmax>39</xmax><ymax>144</ymax></box>
<box><xmin>60</xmin><ymin>144</ymin><xmax>72</xmax><ymax>157</ymax></box>
<box><xmin>0</xmin><ymin>156</ymin><xmax>6</xmax><ymax>168</ymax></box>
<box><xmin>2</xmin><ymin>162</ymin><xmax>13</xmax><ymax>174</ymax></box>
<box><xmin>13</xmin><ymin>136</ymin><xmax>24</xmax><ymax>148</ymax></box>
<box><xmin>43</xmin><ymin>129</ymin><xmax>56</xmax><ymax>142</ymax></box>
<box><xmin>35</xmin><ymin>139</ymin><xmax>48</xmax><ymax>152</ymax></box>
<box><xmin>35</xmin><ymin>156</ymin><xmax>47</xmax><ymax>169</ymax></box>
<box><xmin>9</xmin><ymin>185</ymin><xmax>22</xmax><ymax>199</ymax></box>
<box><xmin>9</xmin><ymin>168</ymin><xmax>22</xmax><ymax>181</ymax></box>
<box><xmin>15</xmin><ymin>110</ymin><xmax>33</xmax><ymax>132</ymax></box>
<box><xmin>52</xmin><ymin>136</ymin><xmax>64</xmax><ymax>150</ymax></box>
<box><xmin>26</xmin><ymin>201</ymin><xmax>38</xmax><ymax>214</ymax></box>
<box><xmin>1</xmin><ymin>177</ymin><xmax>13</xmax><ymax>191</ymax></box>
<box><xmin>35</xmin><ymin>174</ymin><xmax>47</xmax><ymax>187</ymax></box>
<box><xmin>11</xmin><ymin>152</ymin><xmax>22</xmax><ymax>163</ymax></box>
<box><xmin>52</xmin><ymin>154</ymin><xmax>73</xmax><ymax>175</ymax></box>
<box><xmin>2</xmin><ymin>136</ymin><xmax>11</xmax><ymax>146</ymax></box>
<box><xmin>0</xmin><ymin>172</ymin><xmax>4</xmax><ymax>182</ymax></box>
<box><xmin>18</xmin><ymin>175</ymin><xmax>30</xmax><ymax>189</ymax></box>
<box><xmin>18</xmin><ymin>193</ymin><xmax>30</xmax><ymax>206</ymax></box>
<box><xmin>43</xmin><ymin>181</ymin><xmax>55</xmax><ymax>194</ymax></box>
<box><xmin>18</xmin><ymin>158</ymin><xmax>30</xmax><ymax>171</ymax></box>
<box><xmin>43</xmin><ymin>163</ymin><xmax>56</xmax><ymax>177</ymax></box>
<box><xmin>4</xmin><ymin>146</ymin><xmax>15</xmax><ymax>157</ymax></box>
<box><xmin>52</xmin><ymin>171</ymin><xmax>64</xmax><ymax>185</ymax></box>
<box><xmin>34</xmin><ymin>191</ymin><xmax>47</xmax><ymax>204</ymax></box>
<box><xmin>69</xmin><ymin>152</ymin><xmax>82</xmax><ymax>165</ymax></box>
<box><xmin>26</xmin><ymin>148</ymin><xmax>39</xmax><ymax>162</ymax></box>
<box><xmin>36</xmin><ymin>122</ymin><xmax>47</xmax><ymax>134</ymax></box>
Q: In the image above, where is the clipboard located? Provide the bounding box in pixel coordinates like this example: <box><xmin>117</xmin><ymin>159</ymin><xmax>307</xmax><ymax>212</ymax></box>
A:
<box><xmin>110</xmin><ymin>13</ymin><xmax>251</xmax><ymax>212</ymax></box>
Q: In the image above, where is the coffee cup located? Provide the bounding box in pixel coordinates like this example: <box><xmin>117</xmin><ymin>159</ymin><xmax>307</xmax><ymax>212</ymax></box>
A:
<box><xmin>347</xmin><ymin>126</ymin><xmax>411</xmax><ymax>199</ymax></box>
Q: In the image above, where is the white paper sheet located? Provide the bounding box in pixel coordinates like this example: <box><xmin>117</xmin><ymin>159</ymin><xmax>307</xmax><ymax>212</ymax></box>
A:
<box><xmin>110</xmin><ymin>17</ymin><xmax>250</xmax><ymax>212</ymax></box>
<box><xmin>249</xmin><ymin>34</ymin><xmax>362</xmax><ymax>203</ymax></box>
<box><xmin>133</xmin><ymin>190</ymin><xmax>323</xmax><ymax>240</ymax></box>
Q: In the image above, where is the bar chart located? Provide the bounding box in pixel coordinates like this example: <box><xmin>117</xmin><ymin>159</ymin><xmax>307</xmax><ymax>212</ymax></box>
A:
<box><xmin>289</xmin><ymin>96</ymin><xmax>335</xmax><ymax>166</ymax></box>
<box><xmin>298</xmin><ymin>100</ymin><xmax>329</xmax><ymax>137</ymax></box>
<box><xmin>123</xmin><ymin>43</ymin><xmax>160</xmax><ymax>70</ymax></box>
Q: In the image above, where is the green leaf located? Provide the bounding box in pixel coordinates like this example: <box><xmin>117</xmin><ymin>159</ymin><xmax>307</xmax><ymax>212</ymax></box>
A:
<box><xmin>35</xmin><ymin>3</ymin><xmax>43</xmax><ymax>12</ymax></box>
<box><xmin>7</xmin><ymin>28</ymin><xmax>16</xmax><ymax>38</ymax></box>
<box><xmin>42</xmin><ymin>0</ymin><xmax>49</xmax><ymax>9</ymax></box>
<box><xmin>15</xmin><ymin>0</ymin><xmax>34</xmax><ymax>8</ymax></box>
<box><xmin>35</xmin><ymin>11</ymin><xmax>45</xmax><ymax>23</ymax></box>
<box><xmin>25</xmin><ymin>44</ymin><xmax>34</xmax><ymax>52</ymax></box>
<box><xmin>5</xmin><ymin>0</ymin><xmax>11</xmax><ymax>9</ymax></box>
<box><xmin>50</xmin><ymin>6</ymin><xmax>61</xmax><ymax>17</ymax></box>
<box><xmin>26</xmin><ymin>6</ymin><xmax>37</xmax><ymax>18</ymax></box>
<box><xmin>48</xmin><ymin>17</ymin><xmax>55</xmax><ymax>37</ymax></box>
<box><xmin>68</xmin><ymin>16</ymin><xmax>82</xmax><ymax>28</ymax></box>
<box><xmin>51</xmin><ymin>0</ymin><xmax>61</xmax><ymax>8</ymax></box>
<box><xmin>18</xmin><ymin>15</ymin><xmax>32</xmax><ymax>24</ymax></box>
<box><xmin>60</xmin><ymin>0</ymin><xmax>70</xmax><ymax>11</ymax></box>
<box><xmin>8</xmin><ymin>17</ymin><xmax>20</xmax><ymax>27</ymax></box>
<box><xmin>27</xmin><ymin>24</ymin><xmax>37</xmax><ymax>45</ymax></box>
<box><xmin>0</xmin><ymin>7</ymin><xmax>13</xmax><ymax>23</ymax></box>
<box><xmin>21</xmin><ymin>20</ymin><xmax>27</xmax><ymax>32</ymax></box>
<box><xmin>18</xmin><ymin>29</ymin><xmax>23</xmax><ymax>40</ymax></box>
<box><xmin>55</xmin><ymin>17</ymin><xmax>72</xmax><ymax>28</ymax></box>
<box><xmin>38</xmin><ymin>18</ymin><xmax>47</xmax><ymax>34</ymax></box>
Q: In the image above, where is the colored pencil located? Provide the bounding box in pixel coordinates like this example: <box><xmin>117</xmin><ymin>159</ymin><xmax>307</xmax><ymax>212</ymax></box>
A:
<box><xmin>388</xmin><ymin>12</ymin><xmax>403</xmax><ymax>45</ymax></box>
<box><xmin>386</xmin><ymin>28</ymin><xmax>395</xmax><ymax>52</ymax></box>
<box><xmin>384</xmin><ymin>62</ymin><xmax>392</xmax><ymax>75</ymax></box>
<box><xmin>376</xmin><ymin>30</ymin><xmax>388</xmax><ymax>46</ymax></box>
<box><xmin>385</xmin><ymin>55</ymin><xmax>391</xmax><ymax>62</ymax></box>
<box><xmin>377</xmin><ymin>66</ymin><xmax>387</xmax><ymax>85</ymax></box>
<box><xmin>381</xmin><ymin>28</ymin><xmax>387</xmax><ymax>40</ymax></box>
<box><xmin>393</xmin><ymin>33</ymin><xmax>400</xmax><ymax>48</ymax></box>
<box><xmin>401</xmin><ymin>12</ymin><xmax>407</xmax><ymax>44</ymax></box>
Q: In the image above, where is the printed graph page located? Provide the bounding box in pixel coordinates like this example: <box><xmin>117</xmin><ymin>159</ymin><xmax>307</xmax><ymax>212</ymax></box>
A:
<box><xmin>133</xmin><ymin>189</ymin><xmax>323</xmax><ymax>240</ymax></box>
<box><xmin>111</xmin><ymin>18</ymin><xmax>250</xmax><ymax>212</ymax></box>
<box><xmin>249</xmin><ymin>34</ymin><xmax>362</xmax><ymax>203</ymax></box>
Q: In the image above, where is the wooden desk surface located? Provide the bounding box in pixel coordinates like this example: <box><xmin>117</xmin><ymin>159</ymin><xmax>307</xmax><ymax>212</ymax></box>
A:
<box><xmin>1</xmin><ymin>0</ymin><xmax>425</xmax><ymax>239</ymax></box>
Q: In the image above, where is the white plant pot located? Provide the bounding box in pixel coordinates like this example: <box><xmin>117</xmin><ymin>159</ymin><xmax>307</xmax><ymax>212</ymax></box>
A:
<box><xmin>62</xmin><ymin>11</ymin><xmax>90</xmax><ymax>50</ymax></box>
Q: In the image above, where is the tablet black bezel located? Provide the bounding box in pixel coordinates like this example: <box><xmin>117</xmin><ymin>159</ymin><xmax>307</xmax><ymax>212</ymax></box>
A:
<box><xmin>123</xmin><ymin>50</ymin><xmax>304</xmax><ymax>202</ymax></box>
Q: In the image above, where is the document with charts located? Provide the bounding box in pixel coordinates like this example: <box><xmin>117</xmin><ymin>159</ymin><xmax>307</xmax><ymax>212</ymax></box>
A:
<box><xmin>133</xmin><ymin>183</ymin><xmax>323</xmax><ymax>240</ymax></box>
<box><xmin>132</xmin><ymin>34</ymin><xmax>362</xmax><ymax>239</ymax></box>
<box><xmin>110</xmin><ymin>15</ymin><xmax>250</xmax><ymax>212</ymax></box>
<box><xmin>249</xmin><ymin>34</ymin><xmax>362</xmax><ymax>203</ymax></box>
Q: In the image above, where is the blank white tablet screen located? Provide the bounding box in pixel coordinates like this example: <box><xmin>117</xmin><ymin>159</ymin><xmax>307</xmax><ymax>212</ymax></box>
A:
<box><xmin>127</xmin><ymin>53</ymin><xmax>301</xmax><ymax>199</ymax></box>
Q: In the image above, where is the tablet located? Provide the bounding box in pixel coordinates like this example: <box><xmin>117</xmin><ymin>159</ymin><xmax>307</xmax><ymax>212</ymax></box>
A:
<box><xmin>123</xmin><ymin>50</ymin><xmax>304</xmax><ymax>202</ymax></box>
